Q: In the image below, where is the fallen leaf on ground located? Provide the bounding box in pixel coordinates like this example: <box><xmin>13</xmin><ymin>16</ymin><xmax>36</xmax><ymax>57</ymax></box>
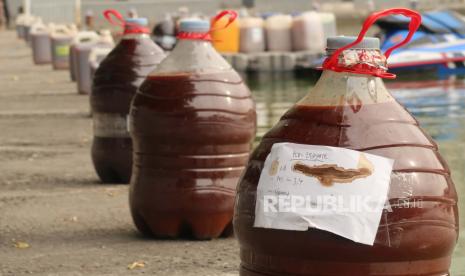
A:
<box><xmin>13</xmin><ymin>241</ymin><xmax>30</xmax><ymax>249</ymax></box>
<box><xmin>127</xmin><ymin>261</ymin><xmax>145</xmax><ymax>270</ymax></box>
<box><xmin>64</xmin><ymin>216</ymin><xmax>78</xmax><ymax>222</ymax></box>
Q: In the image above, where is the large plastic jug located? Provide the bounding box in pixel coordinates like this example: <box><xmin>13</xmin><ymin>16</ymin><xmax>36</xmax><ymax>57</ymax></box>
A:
<box><xmin>89</xmin><ymin>47</ymin><xmax>112</xmax><ymax>81</ymax></box>
<box><xmin>211</xmin><ymin>12</ymin><xmax>240</xmax><ymax>53</ymax></box>
<box><xmin>23</xmin><ymin>16</ymin><xmax>40</xmax><ymax>45</ymax></box>
<box><xmin>234</xmin><ymin>9</ymin><xmax>458</xmax><ymax>276</ymax></box>
<box><xmin>15</xmin><ymin>14</ymin><xmax>27</xmax><ymax>39</ymax></box>
<box><xmin>129</xmin><ymin>15</ymin><xmax>256</xmax><ymax>239</ymax></box>
<box><xmin>50</xmin><ymin>25</ymin><xmax>77</xmax><ymax>70</ymax></box>
<box><xmin>239</xmin><ymin>16</ymin><xmax>265</xmax><ymax>53</ymax></box>
<box><xmin>70</xmin><ymin>31</ymin><xmax>100</xmax><ymax>82</ymax></box>
<box><xmin>320</xmin><ymin>12</ymin><xmax>337</xmax><ymax>43</ymax></box>
<box><xmin>90</xmin><ymin>11</ymin><xmax>165</xmax><ymax>184</ymax></box>
<box><xmin>153</xmin><ymin>13</ymin><xmax>177</xmax><ymax>50</ymax></box>
<box><xmin>291</xmin><ymin>11</ymin><xmax>325</xmax><ymax>52</ymax></box>
<box><xmin>73</xmin><ymin>30</ymin><xmax>114</xmax><ymax>94</ymax></box>
<box><xmin>30</xmin><ymin>22</ymin><xmax>52</xmax><ymax>65</ymax></box>
<box><xmin>265</xmin><ymin>14</ymin><xmax>292</xmax><ymax>52</ymax></box>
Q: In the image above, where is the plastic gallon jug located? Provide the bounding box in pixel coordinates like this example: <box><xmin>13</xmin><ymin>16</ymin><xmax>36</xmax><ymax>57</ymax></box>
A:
<box><xmin>15</xmin><ymin>14</ymin><xmax>27</xmax><ymax>39</ymax></box>
<box><xmin>291</xmin><ymin>11</ymin><xmax>325</xmax><ymax>52</ymax></box>
<box><xmin>73</xmin><ymin>30</ymin><xmax>114</xmax><ymax>94</ymax></box>
<box><xmin>23</xmin><ymin>16</ymin><xmax>40</xmax><ymax>45</ymax></box>
<box><xmin>50</xmin><ymin>25</ymin><xmax>77</xmax><ymax>70</ymax></box>
<box><xmin>320</xmin><ymin>12</ymin><xmax>337</xmax><ymax>42</ymax></box>
<box><xmin>129</xmin><ymin>14</ymin><xmax>256</xmax><ymax>239</ymax></box>
<box><xmin>70</xmin><ymin>31</ymin><xmax>100</xmax><ymax>82</ymax></box>
<box><xmin>90</xmin><ymin>10</ymin><xmax>165</xmax><ymax>184</ymax></box>
<box><xmin>89</xmin><ymin>47</ymin><xmax>112</xmax><ymax>81</ymax></box>
<box><xmin>265</xmin><ymin>14</ymin><xmax>292</xmax><ymax>52</ymax></box>
<box><xmin>211</xmin><ymin>11</ymin><xmax>240</xmax><ymax>53</ymax></box>
<box><xmin>234</xmin><ymin>9</ymin><xmax>459</xmax><ymax>276</ymax></box>
<box><xmin>239</xmin><ymin>16</ymin><xmax>265</xmax><ymax>53</ymax></box>
<box><xmin>30</xmin><ymin>22</ymin><xmax>52</xmax><ymax>65</ymax></box>
<box><xmin>153</xmin><ymin>13</ymin><xmax>177</xmax><ymax>50</ymax></box>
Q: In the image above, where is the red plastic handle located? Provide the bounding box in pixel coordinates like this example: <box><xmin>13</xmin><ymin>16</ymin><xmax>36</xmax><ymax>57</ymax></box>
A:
<box><xmin>103</xmin><ymin>9</ymin><xmax>149</xmax><ymax>34</ymax></box>
<box><xmin>103</xmin><ymin>9</ymin><xmax>125</xmax><ymax>27</ymax></box>
<box><xmin>323</xmin><ymin>8</ymin><xmax>422</xmax><ymax>76</ymax></box>
<box><xmin>211</xmin><ymin>10</ymin><xmax>238</xmax><ymax>32</ymax></box>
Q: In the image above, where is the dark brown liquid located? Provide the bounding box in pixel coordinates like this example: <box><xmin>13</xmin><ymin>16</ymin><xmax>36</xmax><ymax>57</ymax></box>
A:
<box><xmin>90</xmin><ymin>37</ymin><xmax>165</xmax><ymax>183</ymax></box>
<box><xmin>129</xmin><ymin>71</ymin><xmax>256</xmax><ymax>239</ymax></box>
<box><xmin>234</xmin><ymin>100</ymin><xmax>458</xmax><ymax>275</ymax></box>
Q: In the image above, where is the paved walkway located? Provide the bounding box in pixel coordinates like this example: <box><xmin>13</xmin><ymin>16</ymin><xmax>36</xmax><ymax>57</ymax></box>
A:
<box><xmin>0</xmin><ymin>30</ymin><xmax>238</xmax><ymax>276</ymax></box>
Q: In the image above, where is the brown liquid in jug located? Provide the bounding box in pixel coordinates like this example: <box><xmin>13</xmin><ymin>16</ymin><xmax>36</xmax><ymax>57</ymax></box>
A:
<box><xmin>234</xmin><ymin>99</ymin><xmax>458</xmax><ymax>275</ymax></box>
<box><xmin>129</xmin><ymin>70</ymin><xmax>256</xmax><ymax>239</ymax></box>
<box><xmin>91</xmin><ymin>37</ymin><xmax>165</xmax><ymax>183</ymax></box>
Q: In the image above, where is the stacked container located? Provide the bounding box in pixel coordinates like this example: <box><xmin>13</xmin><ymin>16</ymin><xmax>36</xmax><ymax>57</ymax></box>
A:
<box><xmin>72</xmin><ymin>30</ymin><xmax>114</xmax><ymax>94</ymax></box>
<box><xmin>320</xmin><ymin>12</ymin><xmax>337</xmax><ymax>48</ymax></box>
<box><xmin>70</xmin><ymin>31</ymin><xmax>100</xmax><ymax>82</ymax></box>
<box><xmin>291</xmin><ymin>11</ymin><xmax>325</xmax><ymax>52</ymax></box>
<box><xmin>239</xmin><ymin>16</ymin><xmax>266</xmax><ymax>53</ymax></box>
<box><xmin>50</xmin><ymin>25</ymin><xmax>77</xmax><ymax>70</ymax></box>
<box><xmin>30</xmin><ymin>22</ymin><xmax>53</xmax><ymax>65</ymax></box>
<box><xmin>89</xmin><ymin>48</ymin><xmax>112</xmax><ymax>81</ymax></box>
<box><xmin>265</xmin><ymin>14</ymin><xmax>292</xmax><ymax>52</ymax></box>
<box><xmin>211</xmin><ymin>14</ymin><xmax>240</xmax><ymax>53</ymax></box>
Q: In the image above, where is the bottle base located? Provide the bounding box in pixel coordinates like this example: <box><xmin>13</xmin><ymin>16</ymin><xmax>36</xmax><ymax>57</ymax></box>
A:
<box><xmin>91</xmin><ymin>138</ymin><xmax>132</xmax><ymax>184</ymax></box>
<box><xmin>240</xmin><ymin>266</ymin><xmax>450</xmax><ymax>276</ymax></box>
<box><xmin>239</xmin><ymin>254</ymin><xmax>452</xmax><ymax>276</ymax></box>
<box><xmin>131</xmin><ymin>209</ymin><xmax>234</xmax><ymax>240</ymax></box>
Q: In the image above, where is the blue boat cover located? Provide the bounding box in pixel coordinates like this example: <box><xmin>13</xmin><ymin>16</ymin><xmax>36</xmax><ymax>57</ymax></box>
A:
<box><xmin>376</xmin><ymin>10</ymin><xmax>465</xmax><ymax>36</ymax></box>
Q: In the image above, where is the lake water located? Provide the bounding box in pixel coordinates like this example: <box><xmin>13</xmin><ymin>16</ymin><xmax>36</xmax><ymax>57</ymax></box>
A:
<box><xmin>247</xmin><ymin>71</ymin><xmax>465</xmax><ymax>275</ymax></box>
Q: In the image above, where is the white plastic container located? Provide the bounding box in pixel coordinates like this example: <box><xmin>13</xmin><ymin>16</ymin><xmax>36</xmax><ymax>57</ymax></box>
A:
<box><xmin>21</xmin><ymin>15</ymin><xmax>41</xmax><ymax>45</ymax></box>
<box><xmin>265</xmin><ymin>14</ymin><xmax>292</xmax><ymax>52</ymax></box>
<box><xmin>72</xmin><ymin>30</ymin><xmax>115</xmax><ymax>94</ymax></box>
<box><xmin>30</xmin><ymin>22</ymin><xmax>52</xmax><ymax>64</ymax></box>
<box><xmin>239</xmin><ymin>17</ymin><xmax>265</xmax><ymax>53</ymax></box>
<box><xmin>69</xmin><ymin>31</ymin><xmax>100</xmax><ymax>82</ymax></box>
<box><xmin>89</xmin><ymin>47</ymin><xmax>112</xmax><ymax>81</ymax></box>
<box><xmin>291</xmin><ymin>11</ymin><xmax>325</xmax><ymax>52</ymax></box>
<box><xmin>50</xmin><ymin>25</ymin><xmax>77</xmax><ymax>70</ymax></box>
<box><xmin>320</xmin><ymin>12</ymin><xmax>337</xmax><ymax>44</ymax></box>
<box><xmin>15</xmin><ymin>14</ymin><xmax>27</xmax><ymax>39</ymax></box>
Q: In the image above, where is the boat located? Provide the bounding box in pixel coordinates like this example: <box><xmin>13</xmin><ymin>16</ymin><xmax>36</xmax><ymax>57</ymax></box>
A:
<box><xmin>378</xmin><ymin>10</ymin><xmax>465</xmax><ymax>76</ymax></box>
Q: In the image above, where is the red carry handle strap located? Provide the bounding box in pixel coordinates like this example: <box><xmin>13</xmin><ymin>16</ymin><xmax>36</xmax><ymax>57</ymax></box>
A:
<box><xmin>211</xmin><ymin>10</ymin><xmax>238</xmax><ymax>32</ymax></box>
<box><xmin>103</xmin><ymin>9</ymin><xmax>125</xmax><ymax>27</ymax></box>
<box><xmin>103</xmin><ymin>9</ymin><xmax>150</xmax><ymax>34</ymax></box>
<box><xmin>177</xmin><ymin>10</ymin><xmax>238</xmax><ymax>41</ymax></box>
<box><xmin>322</xmin><ymin>8</ymin><xmax>422</xmax><ymax>78</ymax></box>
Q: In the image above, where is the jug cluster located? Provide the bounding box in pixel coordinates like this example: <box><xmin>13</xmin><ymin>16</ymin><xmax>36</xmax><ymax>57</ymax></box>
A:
<box><xmin>12</xmin><ymin>6</ymin><xmax>459</xmax><ymax>276</ymax></box>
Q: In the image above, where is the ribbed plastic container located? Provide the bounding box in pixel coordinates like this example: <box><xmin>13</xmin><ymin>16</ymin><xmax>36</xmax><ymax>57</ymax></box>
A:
<box><xmin>129</xmin><ymin>18</ymin><xmax>256</xmax><ymax>239</ymax></box>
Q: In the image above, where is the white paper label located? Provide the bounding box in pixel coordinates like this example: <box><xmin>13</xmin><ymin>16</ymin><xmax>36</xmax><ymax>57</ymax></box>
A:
<box><xmin>254</xmin><ymin>142</ymin><xmax>394</xmax><ymax>245</ymax></box>
<box><xmin>93</xmin><ymin>113</ymin><xmax>130</xmax><ymax>138</ymax></box>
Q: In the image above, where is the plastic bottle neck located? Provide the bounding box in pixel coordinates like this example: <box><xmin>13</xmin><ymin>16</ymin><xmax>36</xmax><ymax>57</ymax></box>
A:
<box><xmin>297</xmin><ymin>70</ymin><xmax>394</xmax><ymax>107</ymax></box>
<box><xmin>176</xmin><ymin>38</ymin><xmax>213</xmax><ymax>48</ymax></box>
<box><xmin>150</xmin><ymin>37</ymin><xmax>231</xmax><ymax>75</ymax></box>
